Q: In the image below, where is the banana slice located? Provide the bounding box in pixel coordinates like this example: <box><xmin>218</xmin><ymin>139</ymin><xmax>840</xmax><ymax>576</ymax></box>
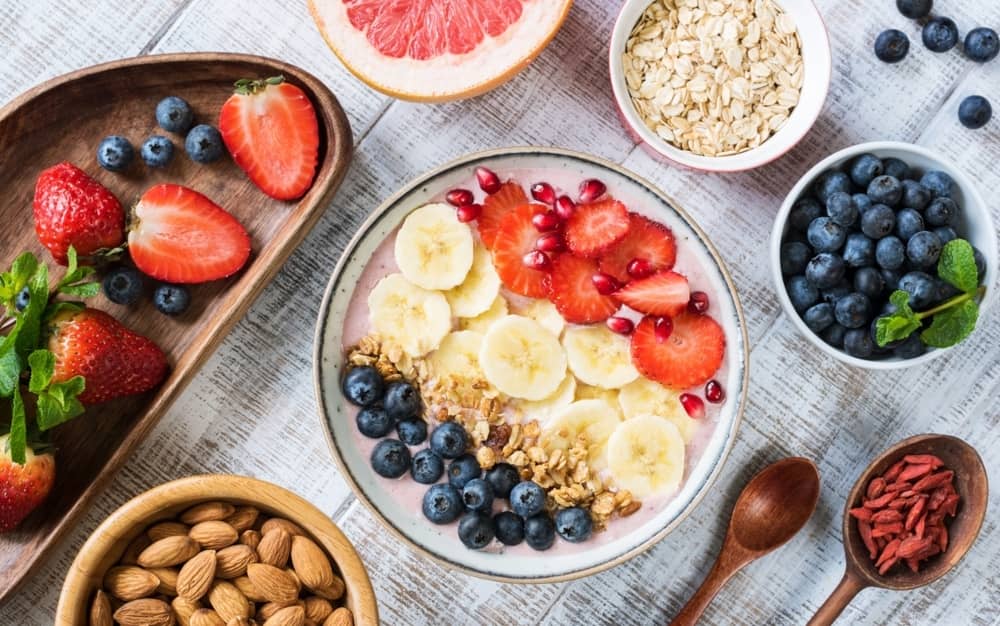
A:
<box><xmin>368</xmin><ymin>273</ymin><xmax>451</xmax><ymax>357</ymax></box>
<box><xmin>479</xmin><ymin>315</ymin><xmax>566</xmax><ymax>400</ymax></box>
<box><xmin>541</xmin><ymin>399</ymin><xmax>622</xmax><ymax>470</ymax></box>
<box><xmin>575</xmin><ymin>383</ymin><xmax>620</xmax><ymax>415</ymax></box>
<box><xmin>618</xmin><ymin>378</ymin><xmax>699</xmax><ymax>443</ymax></box>
<box><xmin>427</xmin><ymin>331</ymin><xmax>493</xmax><ymax>393</ymax></box>
<box><xmin>563</xmin><ymin>325</ymin><xmax>639</xmax><ymax>389</ymax></box>
<box><xmin>509</xmin><ymin>297</ymin><xmax>565</xmax><ymax>337</ymax></box>
<box><xmin>444</xmin><ymin>243</ymin><xmax>500</xmax><ymax>318</ymax></box>
<box><xmin>458</xmin><ymin>294</ymin><xmax>508</xmax><ymax>334</ymax></box>
<box><xmin>607</xmin><ymin>415</ymin><xmax>686</xmax><ymax>498</ymax></box>
<box><xmin>394</xmin><ymin>203</ymin><xmax>474</xmax><ymax>290</ymax></box>
<box><xmin>510</xmin><ymin>372</ymin><xmax>576</xmax><ymax>425</ymax></box>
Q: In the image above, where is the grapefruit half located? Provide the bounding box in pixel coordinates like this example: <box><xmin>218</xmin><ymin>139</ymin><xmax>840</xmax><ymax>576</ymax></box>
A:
<box><xmin>308</xmin><ymin>0</ymin><xmax>574</xmax><ymax>102</ymax></box>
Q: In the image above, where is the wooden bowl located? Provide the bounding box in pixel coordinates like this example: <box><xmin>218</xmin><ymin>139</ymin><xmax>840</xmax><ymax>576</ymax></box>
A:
<box><xmin>54</xmin><ymin>475</ymin><xmax>378</xmax><ymax>625</ymax></box>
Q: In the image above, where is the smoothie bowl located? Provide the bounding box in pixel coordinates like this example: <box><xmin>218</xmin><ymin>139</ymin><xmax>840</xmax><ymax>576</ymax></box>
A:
<box><xmin>314</xmin><ymin>147</ymin><xmax>748</xmax><ymax>581</ymax></box>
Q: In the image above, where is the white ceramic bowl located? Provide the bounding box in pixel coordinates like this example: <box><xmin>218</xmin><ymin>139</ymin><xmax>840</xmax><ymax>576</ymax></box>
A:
<box><xmin>609</xmin><ymin>0</ymin><xmax>831</xmax><ymax>172</ymax></box>
<box><xmin>770</xmin><ymin>141</ymin><xmax>998</xmax><ymax>369</ymax></box>
<box><xmin>314</xmin><ymin>147</ymin><xmax>749</xmax><ymax>582</ymax></box>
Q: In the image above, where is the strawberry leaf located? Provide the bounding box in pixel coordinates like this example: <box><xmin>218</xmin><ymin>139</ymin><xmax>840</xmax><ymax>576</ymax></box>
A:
<box><xmin>36</xmin><ymin>377</ymin><xmax>85</xmax><ymax>431</ymax></box>
<box><xmin>9</xmin><ymin>387</ymin><xmax>26</xmax><ymax>464</ymax></box>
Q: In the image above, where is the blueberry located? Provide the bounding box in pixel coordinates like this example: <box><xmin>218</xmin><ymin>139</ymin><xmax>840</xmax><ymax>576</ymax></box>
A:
<box><xmin>155</xmin><ymin>96</ymin><xmax>194</xmax><ymax>134</ymax></box>
<box><xmin>972</xmin><ymin>247</ymin><xmax>986</xmax><ymax>279</ymax></box>
<box><xmin>882</xmin><ymin>158</ymin><xmax>910</xmax><ymax>180</ymax></box>
<box><xmin>906</xmin><ymin>231</ymin><xmax>942</xmax><ymax>269</ymax></box>
<box><xmin>853</xmin><ymin>193</ymin><xmax>874</xmax><ymax>214</ymax></box>
<box><xmin>848</xmin><ymin>154</ymin><xmax>884</xmax><ymax>188</ymax></box>
<box><xmin>853</xmin><ymin>267</ymin><xmax>885</xmax><ymax>299</ymax></box>
<box><xmin>894</xmin><ymin>334</ymin><xmax>927</xmax><ymax>359</ymax></box>
<box><xmin>787</xmin><ymin>276</ymin><xmax>819</xmax><ymax>312</ymax></box>
<box><xmin>411</xmin><ymin>449</ymin><xmax>445</xmax><ymax>484</ymax></box>
<box><xmin>899</xmin><ymin>271</ymin><xmax>936</xmax><ymax>308</ymax></box>
<box><xmin>462</xmin><ymin>479</ymin><xmax>494</xmax><ymax>512</ymax></box>
<box><xmin>896</xmin><ymin>0</ymin><xmax>932</xmax><ymax>19</ymax></box>
<box><xmin>826</xmin><ymin>192</ymin><xmax>858</xmax><ymax>227</ymax></box>
<box><xmin>152</xmin><ymin>283</ymin><xmax>191</xmax><ymax>316</ymax></box>
<box><xmin>933</xmin><ymin>226</ymin><xmax>958</xmax><ymax>244</ymax></box>
<box><xmin>494</xmin><ymin>511</ymin><xmax>525</xmax><ymax>546</ymax></box>
<box><xmin>860</xmin><ymin>204</ymin><xmax>896</xmax><ymax>239</ymax></box>
<box><xmin>485</xmin><ymin>463</ymin><xmax>521</xmax><ymax>499</ymax></box>
<box><xmin>821</xmin><ymin>281</ymin><xmax>852</xmax><ymax>305</ymax></box>
<box><xmin>789</xmin><ymin>198</ymin><xmax>824</xmax><ymax>232</ymax></box>
<box><xmin>814</xmin><ymin>171</ymin><xmax>853</xmax><ymax>202</ymax></box>
<box><xmin>881</xmin><ymin>268</ymin><xmax>902</xmax><ymax>290</ymax></box>
<box><xmin>876</xmin><ymin>236</ymin><xmax>906</xmax><ymax>270</ymax></box>
<box><xmin>523</xmin><ymin>513</ymin><xmax>556</xmax><ymax>551</ymax></box>
<box><xmin>429</xmin><ymin>422</ymin><xmax>468</xmax><ymax>459</ymax></box>
<box><xmin>803</xmin><ymin>303</ymin><xmax>835</xmax><ymax>333</ymax></box>
<box><xmin>14</xmin><ymin>286</ymin><xmax>29</xmax><ymax>311</ymax></box>
<box><xmin>934</xmin><ymin>279</ymin><xmax>961</xmax><ymax>303</ymax></box>
<box><xmin>923</xmin><ymin>17</ymin><xmax>959</xmax><ymax>52</ymax></box>
<box><xmin>458</xmin><ymin>512</ymin><xmax>495</xmax><ymax>549</ymax></box>
<box><xmin>554</xmin><ymin>507</ymin><xmax>593</xmax><ymax>543</ymax></box>
<box><xmin>448</xmin><ymin>454</ymin><xmax>481</xmax><ymax>489</ymax></box>
<box><xmin>97</xmin><ymin>135</ymin><xmax>135</xmax><ymax>172</ymax></box>
<box><xmin>140</xmin><ymin>135</ymin><xmax>174</xmax><ymax>168</ymax></box>
<box><xmin>844</xmin><ymin>328</ymin><xmax>875</xmax><ymax>358</ymax></box>
<box><xmin>396</xmin><ymin>419</ymin><xmax>427</xmax><ymax>445</ymax></box>
<box><xmin>384</xmin><ymin>381</ymin><xmax>421</xmax><ymax>421</ymax></box>
<box><xmin>924</xmin><ymin>197</ymin><xmax>957</xmax><ymax>227</ymax></box>
<box><xmin>342</xmin><ymin>366</ymin><xmax>384</xmax><ymax>407</ymax></box>
<box><xmin>102</xmin><ymin>266</ymin><xmax>143</xmax><ymax>305</ymax></box>
<box><xmin>867</xmin><ymin>176</ymin><xmax>903</xmax><ymax>207</ymax></box>
<box><xmin>843</xmin><ymin>233</ymin><xmax>875</xmax><ymax>268</ymax></box>
<box><xmin>920</xmin><ymin>170</ymin><xmax>954</xmax><ymax>198</ymax></box>
<box><xmin>422</xmin><ymin>484</ymin><xmax>463</xmax><ymax>524</ymax></box>
<box><xmin>894</xmin><ymin>209</ymin><xmax>923</xmax><ymax>243</ymax></box>
<box><xmin>510</xmin><ymin>481</ymin><xmax>546</xmax><ymax>518</ymax></box>
<box><xmin>819</xmin><ymin>323</ymin><xmax>846</xmax><ymax>348</ymax></box>
<box><xmin>780</xmin><ymin>241</ymin><xmax>812</xmax><ymax>275</ymax></box>
<box><xmin>371</xmin><ymin>439</ymin><xmax>411</xmax><ymax>478</ymax></box>
<box><xmin>185</xmin><ymin>124</ymin><xmax>225</xmax><ymax>163</ymax></box>
<box><xmin>900</xmin><ymin>180</ymin><xmax>931</xmax><ymax>210</ymax></box>
<box><xmin>964</xmin><ymin>27</ymin><xmax>999</xmax><ymax>63</ymax></box>
<box><xmin>874</xmin><ymin>29</ymin><xmax>910</xmax><ymax>63</ymax></box>
<box><xmin>834</xmin><ymin>293</ymin><xmax>872</xmax><ymax>329</ymax></box>
<box><xmin>958</xmin><ymin>95</ymin><xmax>992</xmax><ymax>130</ymax></box>
<box><xmin>807</xmin><ymin>217</ymin><xmax>847</xmax><ymax>252</ymax></box>
<box><xmin>357</xmin><ymin>407</ymin><xmax>393</xmax><ymax>438</ymax></box>
<box><xmin>806</xmin><ymin>253</ymin><xmax>846</xmax><ymax>290</ymax></box>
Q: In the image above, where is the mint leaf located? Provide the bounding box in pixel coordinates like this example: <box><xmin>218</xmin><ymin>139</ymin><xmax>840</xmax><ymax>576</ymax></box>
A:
<box><xmin>875</xmin><ymin>290</ymin><xmax>922</xmax><ymax>346</ymax></box>
<box><xmin>938</xmin><ymin>239</ymin><xmax>978</xmax><ymax>292</ymax></box>
<box><xmin>27</xmin><ymin>350</ymin><xmax>55</xmax><ymax>394</ymax></box>
<box><xmin>56</xmin><ymin>246</ymin><xmax>97</xmax><ymax>297</ymax></box>
<box><xmin>36</xmin><ymin>376</ymin><xmax>85</xmax><ymax>431</ymax></box>
<box><xmin>14</xmin><ymin>262</ymin><xmax>50</xmax><ymax>360</ymax></box>
<box><xmin>9</xmin><ymin>387</ymin><xmax>26</xmax><ymax>464</ymax></box>
<box><xmin>0</xmin><ymin>252</ymin><xmax>39</xmax><ymax>314</ymax></box>
<box><xmin>921</xmin><ymin>298</ymin><xmax>979</xmax><ymax>348</ymax></box>
<box><xmin>0</xmin><ymin>347</ymin><xmax>20</xmax><ymax>398</ymax></box>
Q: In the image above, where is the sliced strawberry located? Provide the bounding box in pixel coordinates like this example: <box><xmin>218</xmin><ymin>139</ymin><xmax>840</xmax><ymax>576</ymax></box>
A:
<box><xmin>598</xmin><ymin>213</ymin><xmax>677</xmax><ymax>283</ymax></box>
<box><xmin>477</xmin><ymin>181</ymin><xmax>530</xmax><ymax>248</ymax></box>
<box><xmin>614</xmin><ymin>271</ymin><xmax>690</xmax><ymax>317</ymax></box>
<box><xmin>631</xmin><ymin>313</ymin><xmax>725</xmax><ymax>390</ymax></box>
<box><xmin>564</xmin><ymin>199</ymin><xmax>630</xmax><ymax>258</ymax></box>
<box><xmin>128</xmin><ymin>184</ymin><xmax>251</xmax><ymax>284</ymax></box>
<box><xmin>545</xmin><ymin>254</ymin><xmax>620</xmax><ymax>324</ymax></box>
<box><xmin>491</xmin><ymin>203</ymin><xmax>548</xmax><ymax>298</ymax></box>
<box><xmin>219</xmin><ymin>77</ymin><xmax>319</xmax><ymax>200</ymax></box>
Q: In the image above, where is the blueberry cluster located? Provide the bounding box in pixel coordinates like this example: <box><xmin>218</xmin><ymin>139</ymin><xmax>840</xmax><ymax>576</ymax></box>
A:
<box><xmin>342</xmin><ymin>365</ymin><xmax>594</xmax><ymax>551</ymax></box>
<box><xmin>101</xmin><ymin>266</ymin><xmax>192</xmax><ymax>316</ymax></box>
<box><xmin>781</xmin><ymin>155</ymin><xmax>986</xmax><ymax>359</ymax></box>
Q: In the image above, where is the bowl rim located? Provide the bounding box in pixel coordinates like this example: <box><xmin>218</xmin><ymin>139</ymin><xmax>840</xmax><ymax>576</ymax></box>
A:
<box><xmin>311</xmin><ymin>145</ymin><xmax>750</xmax><ymax>583</ymax></box>
<box><xmin>607</xmin><ymin>0</ymin><xmax>832</xmax><ymax>172</ymax></box>
<box><xmin>54</xmin><ymin>474</ymin><xmax>379</xmax><ymax>625</ymax></box>
<box><xmin>769</xmin><ymin>140</ymin><xmax>999</xmax><ymax>369</ymax></box>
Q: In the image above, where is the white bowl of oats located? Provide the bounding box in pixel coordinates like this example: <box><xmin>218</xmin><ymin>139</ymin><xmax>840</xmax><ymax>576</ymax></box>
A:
<box><xmin>610</xmin><ymin>0</ymin><xmax>831</xmax><ymax>172</ymax></box>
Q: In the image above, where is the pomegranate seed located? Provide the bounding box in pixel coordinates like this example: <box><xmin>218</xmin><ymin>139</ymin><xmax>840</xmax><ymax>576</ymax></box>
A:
<box><xmin>535</xmin><ymin>232</ymin><xmax>565</xmax><ymax>253</ymax></box>
<box><xmin>555</xmin><ymin>195</ymin><xmax>576</xmax><ymax>220</ymax></box>
<box><xmin>705</xmin><ymin>380</ymin><xmax>725</xmax><ymax>403</ymax></box>
<box><xmin>591</xmin><ymin>272</ymin><xmax>619</xmax><ymax>295</ymax></box>
<box><xmin>579</xmin><ymin>178</ymin><xmax>607</xmax><ymax>203</ymax></box>
<box><xmin>456</xmin><ymin>204</ymin><xmax>482</xmax><ymax>223</ymax></box>
<box><xmin>532</xmin><ymin>211</ymin><xmax>561</xmax><ymax>232</ymax></box>
<box><xmin>689</xmin><ymin>291</ymin><xmax>710</xmax><ymax>314</ymax></box>
<box><xmin>654</xmin><ymin>316</ymin><xmax>673</xmax><ymax>343</ymax></box>
<box><xmin>679</xmin><ymin>393</ymin><xmax>706</xmax><ymax>419</ymax></box>
<box><xmin>627</xmin><ymin>258</ymin><xmax>655</xmax><ymax>279</ymax></box>
<box><xmin>445</xmin><ymin>188</ymin><xmax>474</xmax><ymax>207</ymax></box>
<box><xmin>523</xmin><ymin>250</ymin><xmax>551</xmax><ymax>271</ymax></box>
<box><xmin>530</xmin><ymin>182</ymin><xmax>556</xmax><ymax>205</ymax></box>
<box><xmin>475</xmin><ymin>166</ymin><xmax>501</xmax><ymax>194</ymax></box>
<box><xmin>606</xmin><ymin>316</ymin><xmax>635</xmax><ymax>335</ymax></box>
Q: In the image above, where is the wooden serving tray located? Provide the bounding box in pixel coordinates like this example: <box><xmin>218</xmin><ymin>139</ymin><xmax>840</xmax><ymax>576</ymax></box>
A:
<box><xmin>0</xmin><ymin>52</ymin><xmax>352</xmax><ymax>602</ymax></box>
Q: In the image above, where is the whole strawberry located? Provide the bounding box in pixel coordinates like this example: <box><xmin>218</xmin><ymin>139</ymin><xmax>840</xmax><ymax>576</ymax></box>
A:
<box><xmin>0</xmin><ymin>435</ymin><xmax>55</xmax><ymax>533</ymax></box>
<box><xmin>48</xmin><ymin>309</ymin><xmax>168</xmax><ymax>405</ymax></box>
<box><xmin>33</xmin><ymin>162</ymin><xmax>125</xmax><ymax>265</ymax></box>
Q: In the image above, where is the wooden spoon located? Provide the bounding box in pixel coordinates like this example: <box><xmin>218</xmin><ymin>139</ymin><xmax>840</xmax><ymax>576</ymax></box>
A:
<box><xmin>671</xmin><ymin>457</ymin><xmax>820</xmax><ymax>625</ymax></box>
<box><xmin>809</xmin><ymin>434</ymin><xmax>988</xmax><ymax>626</ymax></box>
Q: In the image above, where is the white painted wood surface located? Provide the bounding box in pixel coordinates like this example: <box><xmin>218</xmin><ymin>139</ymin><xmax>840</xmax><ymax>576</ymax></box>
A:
<box><xmin>1</xmin><ymin>0</ymin><xmax>999</xmax><ymax>623</ymax></box>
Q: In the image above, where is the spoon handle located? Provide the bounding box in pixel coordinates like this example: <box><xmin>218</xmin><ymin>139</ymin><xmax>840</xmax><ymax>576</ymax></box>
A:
<box><xmin>670</xmin><ymin>549</ymin><xmax>745</xmax><ymax>626</ymax></box>
<box><xmin>807</xmin><ymin>571</ymin><xmax>867</xmax><ymax>626</ymax></box>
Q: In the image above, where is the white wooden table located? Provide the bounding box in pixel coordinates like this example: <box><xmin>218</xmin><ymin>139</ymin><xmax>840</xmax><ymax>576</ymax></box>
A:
<box><xmin>2</xmin><ymin>1</ymin><xmax>998</xmax><ymax>624</ymax></box>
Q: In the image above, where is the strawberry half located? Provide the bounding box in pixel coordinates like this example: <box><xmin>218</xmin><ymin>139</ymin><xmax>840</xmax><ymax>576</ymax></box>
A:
<box><xmin>492</xmin><ymin>203</ymin><xmax>549</xmax><ymax>298</ymax></box>
<box><xmin>564</xmin><ymin>199</ymin><xmax>630</xmax><ymax>258</ymax></box>
<box><xmin>0</xmin><ymin>436</ymin><xmax>55</xmax><ymax>533</ymax></box>
<box><xmin>219</xmin><ymin>76</ymin><xmax>320</xmax><ymax>200</ymax></box>
<box><xmin>614</xmin><ymin>271</ymin><xmax>691</xmax><ymax>317</ymax></box>
<box><xmin>631</xmin><ymin>313</ymin><xmax>725</xmax><ymax>390</ymax></box>
<box><xmin>128</xmin><ymin>184</ymin><xmax>251</xmax><ymax>284</ymax></box>
<box><xmin>477</xmin><ymin>181</ymin><xmax>530</xmax><ymax>249</ymax></box>
<box><xmin>598</xmin><ymin>213</ymin><xmax>677</xmax><ymax>283</ymax></box>
<box><xmin>545</xmin><ymin>254</ymin><xmax>620</xmax><ymax>324</ymax></box>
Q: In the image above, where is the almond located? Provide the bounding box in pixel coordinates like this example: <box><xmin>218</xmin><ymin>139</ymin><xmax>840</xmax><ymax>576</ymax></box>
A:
<box><xmin>190</xmin><ymin>520</ymin><xmax>239</xmax><ymax>550</ymax></box>
<box><xmin>89</xmin><ymin>589</ymin><xmax>113</xmax><ymax>626</ymax></box>
<box><xmin>172</xmin><ymin>596</ymin><xmax>202</xmax><ymax>626</ymax></box>
<box><xmin>113</xmin><ymin>598</ymin><xmax>173</xmax><ymax>626</ymax></box>
<box><xmin>240</xmin><ymin>529</ymin><xmax>262</xmax><ymax>551</ymax></box>
<box><xmin>208</xmin><ymin>580</ymin><xmax>251</xmax><ymax>623</ymax></box>
<box><xmin>181</xmin><ymin>501</ymin><xmax>236</xmax><ymax>525</ymax></box>
<box><xmin>261</xmin><ymin>518</ymin><xmax>304</xmax><ymax>537</ymax></box>
<box><xmin>148</xmin><ymin>521</ymin><xmax>191</xmax><ymax>542</ymax></box>
<box><xmin>139</xmin><ymin>535</ymin><xmax>200</xmax><ymax>568</ymax></box>
<box><xmin>257</xmin><ymin>528</ymin><xmax>291</xmax><ymax>568</ymax></box>
<box><xmin>310</xmin><ymin>576</ymin><xmax>345</xmax><ymax>602</ymax></box>
<box><xmin>323</xmin><ymin>607</ymin><xmax>353</xmax><ymax>626</ymax></box>
<box><xmin>303</xmin><ymin>597</ymin><xmax>333</xmax><ymax>623</ymax></box>
<box><xmin>177</xmin><ymin>550</ymin><xmax>218</xmax><ymax>600</ymax></box>
<box><xmin>258</xmin><ymin>601</ymin><xmax>304</xmax><ymax>622</ymax></box>
<box><xmin>103</xmin><ymin>565</ymin><xmax>160</xmax><ymax>601</ymax></box>
<box><xmin>120</xmin><ymin>533</ymin><xmax>152</xmax><ymax>566</ymax></box>
<box><xmin>285</xmin><ymin>568</ymin><xmax>303</xmax><ymax>596</ymax></box>
<box><xmin>226</xmin><ymin>618</ymin><xmax>253</xmax><ymax>626</ymax></box>
<box><xmin>247</xmin><ymin>563</ymin><xmax>300</xmax><ymax>605</ymax></box>
<box><xmin>263</xmin><ymin>605</ymin><xmax>305</xmax><ymax>626</ymax></box>
<box><xmin>290</xmin><ymin>536</ymin><xmax>335</xmax><ymax>592</ymax></box>
<box><xmin>216</xmin><ymin>544</ymin><xmax>259</xmax><ymax>579</ymax></box>
<box><xmin>233</xmin><ymin>575</ymin><xmax>270</xmax><ymax>603</ymax></box>
<box><xmin>190</xmin><ymin>608</ymin><xmax>227</xmax><ymax>626</ymax></box>
<box><xmin>148</xmin><ymin>567</ymin><xmax>180</xmax><ymax>595</ymax></box>
<box><xmin>225</xmin><ymin>506</ymin><xmax>260</xmax><ymax>533</ymax></box>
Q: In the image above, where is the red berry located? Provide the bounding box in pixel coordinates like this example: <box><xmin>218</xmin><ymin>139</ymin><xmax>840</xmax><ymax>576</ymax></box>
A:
<box><xmin>536</xmin><ymin>232</ymin><xmax>565</xmax><ymax>253</ymax></box>
<box><xmin>475</xmin><ymin>166</ymin><xmax>501</xmax><ymax>194</ymax></box>
<box><xmin>627</xmin><ymin>258</ymin><xmax>655</xmax><ymax>279</ymax></box>
<box><xmin>532</xmin><ymin>211</ymin><xmax>561</xmax><ymax>232</ymax></box>
<box><xmin>530</xmin><ymin>182</ymin><xmax>556</xmax><ymax>205</ymax></box>
<box><xmin>564</xmin><ymin>199</ymin><xmax>630</xmax><ymax>258</ymax></box>
<box><xmin>545</xmin><ymin>254</ymin><xmax>620</xmax><ymax>324</ymax></box>
<box><xmin>456</xmin><ymin>204</ymin><xmax>482</xmax><ymax>223</ymax></box>
<box><xmin>606</xmin><ymin>316</ymin><xmax>635</xmax><ymax>335</ymax></box>
<box><xmin>555</xmin><ymin>195</ymin><xmax>576</xmax><ymax>220</ymax></box>
<box><xmin>679</xmin><ymin>393</ymin><xmax>706</xmax><ymax>419</ymax></box>
<box><xmin>598</xmin><ymin>213</ymin><xmax>677</xmax><ymax>283</ymax></box>
<box><xmin>579</xmin><ymin>178</ymin><xmax>607</xmax><ymax>203</ymax></box>
<box><xmin>689</xmin><ymin>291</ymin><xmax>710</xmax><ymax>314</ymax></box>
<box><xmin>446</xmin><ymin>188</ymin><xmax>474</xmax><ymax>207</ymax></box>
<box><xmin>615</xmin><ymin>271</ymin><xmax>690</xmax><ymax>317</ymax></box>
<box><xmin>591</xmin><ymin>272</ymin><xmax>620</xmax><ymax>295</ymax></box>
<box><xmin>631</xmin><ymin>314</ymin><xmax>726</xmax><ymax>390</ymax></box>
<box><xmin>477</xmin><ymin>182</ymin><xmax>528</xmax><ymax>249</ymax></box>
<box><xmin>491</xmin><ymin>203</ymin><xmax>549</xmax><ymax>297</ymax></box>
<box><xmin>654</xmin><ymin>316</ymin><xmax>673</xmax><ymax>343</ymax></box>
<box><xmin>705</xmin><ymin>380</ymin><xmax>725</xmax><ymax>403</ymax></box>
<box><xmin>523</xmin><ymin>250</ymin><xmax>551</xmax><ymax>271</ymax></box>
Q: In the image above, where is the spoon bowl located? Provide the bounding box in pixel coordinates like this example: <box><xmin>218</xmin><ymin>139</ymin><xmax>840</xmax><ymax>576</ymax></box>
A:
<box><xmin>732</xmin><ymin>457</ymin><xmax>821</xmax><ymax>552</ymax></box>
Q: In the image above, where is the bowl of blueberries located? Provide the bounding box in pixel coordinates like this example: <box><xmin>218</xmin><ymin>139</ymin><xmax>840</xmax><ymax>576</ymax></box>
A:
<box><xmin>770</xmin><ymin>141</ymin><xmax>996</xmax><ymax>368</ymax></box>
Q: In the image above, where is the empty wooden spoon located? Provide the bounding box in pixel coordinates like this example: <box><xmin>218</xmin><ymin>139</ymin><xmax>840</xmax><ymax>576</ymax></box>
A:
<box><xmin>671</xmin><ymin>457</ymin><xmax>820</xmax><ymax>626</ymax></box>
<box><xmin>808</xmin><ymin>434</ymin><xmax>987</xmax><ymax>626</ymax></box>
